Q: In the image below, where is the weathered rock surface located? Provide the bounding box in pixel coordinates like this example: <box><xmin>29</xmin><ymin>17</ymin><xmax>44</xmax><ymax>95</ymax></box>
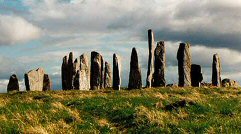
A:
<box><xmin>177</xmin><ymin>43</ymin><xmax>192</xmax><ymax>87</ymax></box>
<box><xmin>62</xmin><ymin>52</ymin><xmax>74</xmax><ymax>90</ymax></box>
<box><xmin>191</xmin><ymin>64</ymin><xmax>203</xmax><ymax>87</ymax></box>
<box><xmin>104</xmin><ymin>61</ymin><xmax>112</xmax><ymax>88</ymax></box>
<box><xmin>113</xmin><ymin>54</ymin><xmax>121</xmax><ymax>90</ymax></box>
<box><xmin>222</xmin><ymin>79</ymin><xmax>240</xmax><ymax>87</ymax></box>
<box><xmin>146</xmin><ymin>29</ymin><xmax>155</xmax><ymax>88</ymax></box>
<box><xmin>25</xmin><ymin>68</ymin><xmax>46</xmax><ymax>91</ymax></box>
<box><xmin>90</xmin><ymin>51</ymin><xmax>104</xmax><ymax>90</ymax></box>
<box><xmin>128</xmin><ymin>48</ymin><xmax>142</xmax><ymax>89</ymax></box>
<box><xmin>153</xmin><ymin>41</ymin><xmax>166</xmax><ymax>87</ymax></box>
<box><xmin>7</xmin><ymin>74</ymin><xmax>19</xmax><ymax>92</ymax></box>
<box><xmin>43</xmin><ymin>74</ymin><xmax>52</xmax><ymax>91</ymax></box>
<box><xmin>212</xmin><ymin>54</ymin><xmax>221</xmax><ymax>87</ymax></box>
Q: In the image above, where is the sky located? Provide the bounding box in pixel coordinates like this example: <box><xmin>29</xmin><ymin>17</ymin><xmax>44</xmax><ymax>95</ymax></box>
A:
<box><xmin>0</xmin><ymin>0</ymin><xmax>241</xmax><ymax>93</ymax></box>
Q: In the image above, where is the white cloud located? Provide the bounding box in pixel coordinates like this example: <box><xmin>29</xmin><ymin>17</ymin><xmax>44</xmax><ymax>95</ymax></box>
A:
<box><xmin>0</xmin><ymin>15</ymin><xmax>41</xmax><ymax>45</ymax></box>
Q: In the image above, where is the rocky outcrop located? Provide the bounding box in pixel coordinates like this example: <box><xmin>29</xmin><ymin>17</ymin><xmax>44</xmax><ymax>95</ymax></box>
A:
<box><xmin>25</xmin><ymin>68</ymin><xmax>51</xmax><ymax>91</ymax></box>
<box><xmin>153</xmin><ymin>41</ymin><xmax>166</xmax><ymax>87</ymax></box>
<box><xmin>191</xmin><ymin>64</ymin><xmax>203</xmax><ymax>87</ymax></box>
<box><xmin>146</xmin><ymin>29</ymin><xmax>155</xmax><ymax>88</ymax></box>
<box><xmin>62</xmin><ymin>52</ymin><xmax>74</xmax><ymax>90</ymax></box>
<box><xmin>212</xmin><ymin>54</ymin><xmax>221</xmax><ymax>87</ymax></box>
<box><xmin>7</xmin><ymin>74</ymin><xmax>19</xmax><ymax>92</ymax></box>
<box><xmin>222</xmin><ymin>79</ymin><xmax>239</xmax><ymax>87</ymax></box>
<box><xmin>113</xmin><ymin>54</ymin><xmax>121</xmax><ymax>90</ymax></box>
<box><xmin>104</xmin><ymin>61</ymin><xmax>112</xmax><ymax>88</ymax></box>
<box><xmin>90</xmin><ymin>51</ymin><xmax>104</xmax><ymax>90</ymax></box>
<box><xmin>177</xmin><ymin>43</ymin><xmax>191</xmax><ymax>87</ymax></box>
<box><xmin>128</xmin><ymin>48</ymin><xmax>142</xmax><ymax>89</ymax></box>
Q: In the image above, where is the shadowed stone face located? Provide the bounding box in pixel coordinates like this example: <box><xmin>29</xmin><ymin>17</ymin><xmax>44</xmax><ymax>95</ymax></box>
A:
<box><xmin>146</xmin><ymin>29</ymin><xmax>155</xmax><ymax>88</ymax></box>
<box><xmin>128</xmin><ymin>47</ymin><xmax>142</xmax><ymax>89</ymax></box>
<box><xmin>177</xmin><ymin>43</ymin><xmax>191</xmax><ymax>87</ymax></box>
<box><xmin>91</xmin><ymin>51</ymin><xmax>104</xmax><ymax>90</ymax></box>
<box><xmin>113</xmin><ymin>54</ymin><xmax>121</xmax><ymax>90</ymax></box>
<box><xmin>43</xmin><ymin>74</ymin><xmax>52</xmax><ymax>91</ymax></box>
<box><xmin>104</xmin><ymin>61</ymin><xmax>112</xmax><ymax>88</ymax></box>
<box><xmin>62</xmin><ymin>52</ymin><xmax>74</xmax><ymax>90</ymax></box>
<box><xmin>7</xmin><ymin>74</ymin><xmax>19</xmax><ymax>92</ymax></box>
<box><xmin>212</xmin><ymin>54</ymin><xmax>221</xmax><ymax>87</ymax></box>
<box><xmin>153</xmin><ymin>41</ymin><xmax>166</xmax><ymax>87</ymax></box>
<box><xmin>191</xmin><ymin>64</ymin><xmax>203</xmax><ymax>87</ymax></box>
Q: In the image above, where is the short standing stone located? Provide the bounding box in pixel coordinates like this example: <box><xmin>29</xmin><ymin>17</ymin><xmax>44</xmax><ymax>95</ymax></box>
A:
<box><xmin>7</xmin><ymin>74</ymin><xmax>19</xmax><ymax>92</ymax></box>
<box><xmin>212</xmin><ymin>54</ymin><xmax>221</xmax><ymax>87</ymax></box>
<box><xmin>43</xmin><ymin>74</ymin><xmax>52</xmax><ymax>91</ymax></box>
<box><xmin>191</xmin><ymin>64</ymin><xmax>203</xmax><ymax>87</ymax></box>
<box><xmin>25</xmin><ymin>68</ymin><xmax>45</xmax><ymax>91</ymax></box>
<box><xmin>153</xmin><ymin>41</ymin><xmax>166</xmax><ymax>87</ymax></box>
<box><xmin>74</xmin><ymin>54</ymin><xmax>90</xmax><ymax>90</ymax></box>
<box><xmin>146</xmin><ymin>29</ymin><xmax>155</xmax><ymax>88</ymax></box>
<box><xmin>128</xmin><ymin>47</ymin><xmax>142</xmax><ymax>89</ymax></box>
<box><xmin>104</xmin><ymin>61</ymin><xmax>112</xmax><ymax>88</ymax></box>
<box><xmin>222</xmin><ymin>78</ymin><xmax>240</xmax><ymax>87</ymax></box>
<box><xmin>113</xmin><ymin>54</ymin><xmax>121</xmax><ymax>90</ymax></box>
<box><xmin>177</xmin><ymin>43</ymin><xmax>192</xmax><ymax>87</ymax></box>
<box><xmin>90</xmin><ymin>51</ymin><xmax>104</xmax><ymax>90</ymax></box>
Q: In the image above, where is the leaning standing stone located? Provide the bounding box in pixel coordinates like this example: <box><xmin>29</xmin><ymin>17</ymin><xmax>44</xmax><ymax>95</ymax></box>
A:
<box><xmin>43</xmin><ymin>74</ymin><xmax>52</xmax><ymax>91</ymax></box>
<box><xmin>113</xmin><ymin>54</ymin><xmax>121</xmax><ymax>90</ymax></box>
<box><xmin>7</xmin><ymin>74</ymin><xmax>19</xmax><ymax>92</ymax></box>
<box><xmin>25</xmin><ymin>68</ymin><xmax>45</xmax><ymax>91</ymax></box>
<box><xmin>177</xmin><ymin>43</ymin><xmax>192</xmax><ymax>87</ymax></box>
<box><xmin>191</xmin><ymin>64</ymin><xmax>203</xmax><ymax>87</ymax></box>
<box><xmin>212</xmin><ymin>54</ymin><xmax>221</xmax><ymax>87</ymax></box>
<box><xmin>146</xmin><ymin>29</ymin><xmax>155</xmax><ymax>88</ymax></box>
<box><xmin>90</xmin><ymin>51</ymin><xmax>104</xmax><ymax>90</ymax></box>
<box><xmin>104</xmin><ymin>61</ymin><xmax>112</xmax><ymax>88</ymax></box>
<box><xmin>153</xmin><ymin>41</ymin><xmax>166</xmax><ymax>87</ymax></box>
<box><xmin>128</xmin><ymin>48</ymin><xmax>142</xmax><ymax>89</ymax></box>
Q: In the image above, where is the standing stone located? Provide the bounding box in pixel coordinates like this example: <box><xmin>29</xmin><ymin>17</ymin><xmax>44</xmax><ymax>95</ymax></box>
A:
<box><xmin>104</xmin><ymin>61</ymin><xmax>112</xmax><ymax>88</ymax></box>
<box><xmin>25</xmin><ymin>68</ymin><xmax>45</xmax><ymax>91</ymax></box>
<box><xmin>73</xmin><ymin>54</ymin><xmax>90</xmax><ymax>90</ymax></box>
<box><xmin>177</xmin><ymin>43</ymin><xmax>192</xmax><ymax>87</ymax></box>
<box><xmin>62</xmin><ymin>52</ymin><xmax>74</xmax><ymax>90</ymax></box>
<box><xmin>191</xmin><ymin>64</ymin><xmax>203</xmax><ymax>87</ymax></box>
<box><xmin>90</xmin><ymin>51</ymin><xmax>104</xmax><ymax>90</ymax></box>
<box><xmin>146</xmin><ymin>29</ymin><xmax>155</xmax><ymax>88</ymax></box>
<box><xmin>43</xmin><ymin>74</ymin><xmax>52</xmax><ymax>91</ymax></box>
<box><xmin>128</xmin><ymin>48</ymin><xmax>142</xmax><ymax>89</ymax></box>
<box><xmin>153</xmin><ymin>41</ymin><xmax>166</xmax><ymax>87</ymax></box>
<box><xmin>7</xmin><ymin>74</ymin><xmax>19</xmax><ymax>92</ymax></box>
<box><xmin>212</xmin><ymin>54</ymin><xmax>221</xmax><ymax>87</ymax></box>
<box><xmin>113</xmin><ymin>54</ymin><xmax>121</xmax><ymax>90</ymax></box>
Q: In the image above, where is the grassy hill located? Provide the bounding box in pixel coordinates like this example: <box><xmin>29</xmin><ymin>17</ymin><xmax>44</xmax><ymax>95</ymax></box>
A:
<box><xmin>0</xmin><ymin>87</ymin><xmax>241</xmax><ymax>133</ymax></box>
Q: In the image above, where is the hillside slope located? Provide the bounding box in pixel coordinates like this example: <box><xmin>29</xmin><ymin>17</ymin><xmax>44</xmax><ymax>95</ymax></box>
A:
<box><xmin>0</xmin><ymin>87</ymin><xmax>241</xmax><ymax>133</ymax></box>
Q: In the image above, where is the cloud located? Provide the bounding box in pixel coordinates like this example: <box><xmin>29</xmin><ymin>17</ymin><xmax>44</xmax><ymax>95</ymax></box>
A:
<box><xmin>0</xmin><ymin>14</ymin><xmax>41</xmax><ymax>45</ymax></box>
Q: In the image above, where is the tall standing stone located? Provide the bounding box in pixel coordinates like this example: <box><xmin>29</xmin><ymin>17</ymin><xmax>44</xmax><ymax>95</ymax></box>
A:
<box><xmin>146</xmin><ymin>29</ymin><xmax>155</xmax><ymax>88</ymax></box>
<box><xmin>43</xmin><ymin>74</ymin><xmax>52</xmax><ymax>91</ymax></box>
<box><xmin>113</xmin><ymin>54</ymin><xmax>121</xmax><ymax>90</ymax></box>
<box><xmin>212</xmin><ymin>54</ymin><xmax>221</xmax><ymax>87</ymax></box>
<box><xmin>25</xmin><ymin>68</ymin><xmax>45</xmax><ymax>91</ymax></box>
<box><xmin>104</xmin><ymin>61</ymin><xmax>112</xmax><ymax>88</ymax></box>
<box><xmin>7</xmin><ymin>74</ymin><xmax>19</xmax><ymax>92</ymax></box>
<box><xmin>73</xmin><ymin>54</ymin><xmax>90</xmax><ymax>90</ymax></box>
<box><xmin>128</xmin><ymin>48</ymin><xmax>142</xmax><ymax>89</ymax></box>
<box><xmin>177</xmin><ymin>43</ymin><xmax>191</xmax><ymax>87</ymax></box>
<box><xmin>153</xmin><ymin>41</ymin><xmax>166</xmax><ymax>87</ymax></box>
<box><xmin>62</xmin><ymin>52</ymin><xmax>74</xmax><ymax>90</ymax></box>
<box><xmin>90</xmin><ymin>51</ymin><xmax>104</xmax><ymax>90</ymax></box>
<box><xmin>191</xmin><ymin>64</ymin><xmax>203</xmax><ymax>87</ymax></box>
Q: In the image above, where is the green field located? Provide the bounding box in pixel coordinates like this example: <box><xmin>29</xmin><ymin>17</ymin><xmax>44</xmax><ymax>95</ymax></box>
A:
<box><xmin>0</xmin><ymin>87</ymin><xmax>240</xmax><ymax>133</ymax></box>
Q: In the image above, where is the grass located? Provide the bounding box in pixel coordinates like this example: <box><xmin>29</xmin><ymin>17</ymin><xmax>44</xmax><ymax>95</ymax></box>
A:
<box><xmin>0</xmin><ymin>87</ymin><xmax>240</xmax><ymax>133</ymax></box>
